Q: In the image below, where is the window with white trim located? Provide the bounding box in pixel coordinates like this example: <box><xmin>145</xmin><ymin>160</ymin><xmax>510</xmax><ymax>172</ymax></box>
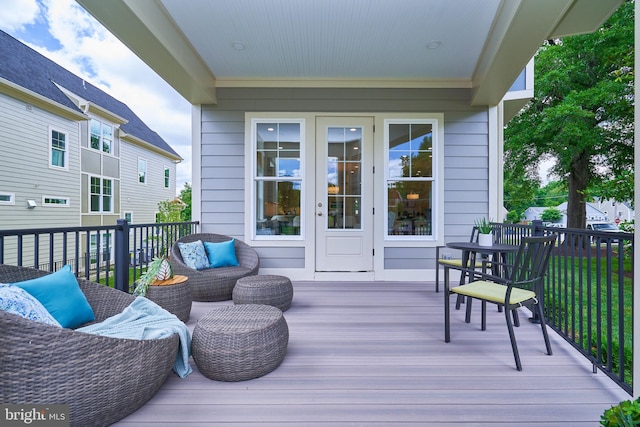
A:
<box><xmin>90</xmin><ymin>176</ymin><xmax>113</xmax><ymax>213</ymax></box>
<box><xmin>252</xmin><ymin>120</ymin><xmax>303</xmax><ymax>238</ymax></box>
<box><xmin>90</xmin><ymin>118</ymin><xmax>113</xmax><ymax>154</ymax></box>
<box><xmin>50</xmin><ymin>128</ymin><xmax>67</xmax><ymax>169</ymax></box>
<box><xmin>0</xmin><ymin>192</ymin><xmax>15</xmax><ymax>205</ymax></box>
<box><xmin>43</xmin><ymin>196</ymin><xmax>70</xmax><ymax>207</ymax></box>
<box><xmin>385</xmin><ymin>120</ymin><xmax>437</xmax><ymax>238</ymax></box>
<box><xmin>164</xmin><ymin>166</ymin><xmax>170</xmax><ymax>188</ymax></box>
<box><xmin>124</xmin><ymin>212</ymin><xmax>133</xmax><ymax>223</ymax></box>
<box><xmin>138</xmin><ymin>158</ymin><xmax>147</xmax><ymax>184</ymax></box>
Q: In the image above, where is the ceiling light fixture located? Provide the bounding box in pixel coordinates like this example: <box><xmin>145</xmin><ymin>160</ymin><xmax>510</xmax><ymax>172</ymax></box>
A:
<box><xmin>232</xmin><ymin>41</ymin><xmax>246</xmax><ymax>50</ymax></box>
<box><xmin>426</xmin><ymin>40</ymin><xmax>441</xmax><ymax>50</ymax></box>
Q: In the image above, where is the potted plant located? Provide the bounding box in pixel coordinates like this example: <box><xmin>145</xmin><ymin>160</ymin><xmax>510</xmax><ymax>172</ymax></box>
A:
<box><xmin>133</xmin><ymin>256</ymin><xmax>173</xmax><ymax>297</ymax></box>
<box><xmin>475</xmin><ymin>217</ymin><xmax>493</xmax><ymax>247</ymax></box>
<box><xmin>600</xmin><ymin>397</ymin><xmax>640</xmax><ymax>426</ymax></box>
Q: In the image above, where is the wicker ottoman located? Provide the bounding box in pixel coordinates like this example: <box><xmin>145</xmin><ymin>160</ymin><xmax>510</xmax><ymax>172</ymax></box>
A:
<box><xmin>192</xmin><ymin>304</ymin><xmax>289</xmax><ymax>381</ymax></box>
<box><xmin>233</xmin><ymin>275</ymin><xmax>293</xmax><ymax>311</ymax></box>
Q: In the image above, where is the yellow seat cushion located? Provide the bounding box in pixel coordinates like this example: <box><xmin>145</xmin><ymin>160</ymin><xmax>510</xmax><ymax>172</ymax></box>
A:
<box><xmin>438</xmin><ymin>259</ymin><xmax>485</xmax><ymax>268</ymax></box>
<box><xmin>451</xmin><ymin>281</ymin><xmax>535</xmax><ymax>305</ymax></box>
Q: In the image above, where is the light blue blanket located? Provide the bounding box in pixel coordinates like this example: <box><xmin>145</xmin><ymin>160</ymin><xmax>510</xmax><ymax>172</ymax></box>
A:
<box><xmin>77</xmin><ymin>296</ymin><xmax>192</xmax><ymax>378</ymax></box>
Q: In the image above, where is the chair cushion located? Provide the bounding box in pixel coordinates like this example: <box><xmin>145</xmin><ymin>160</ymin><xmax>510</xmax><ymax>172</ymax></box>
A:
<box><xmin>451</xmin><ymin>280</ymin><xmax>536</xmax><ymax>305</ymax></box>
<box><xmin>12</xmin><ymin>265</ymin><xmax>95</xmax><ymax>328</ymax></box>
<box><xmin>0</xmin><ymin>283</ymin><xmax>61</xmax><ymax>326</ymax></box>
<box><xmin>438</xmin><ymin>259</ymin><xmax>485</xmax><ymax>268</ymax></box>
<box><xmin>204</xmin><ymin>239</ymin><xmax>239</xmax><ymax>268</ymax></box>
<box><xmin>177</xmin><ymin>240</ymin><xmax>210</xmax><ymax>270</ymax></box>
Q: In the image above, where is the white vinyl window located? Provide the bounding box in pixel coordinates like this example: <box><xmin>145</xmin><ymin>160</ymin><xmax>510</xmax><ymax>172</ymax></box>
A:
<box><xmin>50</xmin><ymin>127</ymin><xmax>68</xmax><ymax>169</ymax></box>
<box><xmin>90</xmin><ymin>176</ymin><xmax>113</xmax><ymax>213</ymax></box>
<box><xmin>0</xmin><ymin>192</ymin><xmax>15</xmax><ymax>205</ymax></box>
<box><xmin>164</xmin><ymin>166</ymin><xmax>170</xmax><ymax>188</ymax></box>
<box><xmin>43</xmin><ymin>196</ymin><xmax>70</xmax><ymax>207</ymax></box>
<box><xmin>138</xmin><ymin>158</ymin><xmax>147</xmax><ymax>184</ymax></box>
<box><xmin>252</xmin><ymin>119</ymin><xmax>303</xmax><ymax>239</ymax></box>
<box><xmin>90</xmin><ymin>118</ymin><xmax>113</xmax><ymax>154</ymax></box>
<box><xmin>385</xmin><ymin>119</ymin><xmax>440</xmax><ymax>239</ymax></box>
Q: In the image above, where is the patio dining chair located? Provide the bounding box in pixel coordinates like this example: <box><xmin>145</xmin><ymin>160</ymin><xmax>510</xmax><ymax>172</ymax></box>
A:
<box><xmin>444</xmin><ymin>234</ymin><xmax>556</xmax><ymax>371</ymax></box>
<box><xmin>434</xmin><ymin>226</ymin><xmax>490</xmax><ymax>293</ymax></box>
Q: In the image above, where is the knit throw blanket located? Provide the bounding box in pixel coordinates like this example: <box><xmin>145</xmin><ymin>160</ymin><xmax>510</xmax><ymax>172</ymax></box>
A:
<box><xmin>78</xmin><ymin>296</ymin><xmax>192</xmax><ymax>378</ymax></box>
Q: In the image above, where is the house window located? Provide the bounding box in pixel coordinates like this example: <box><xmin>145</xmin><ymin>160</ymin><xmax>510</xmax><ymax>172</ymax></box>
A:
<box><xmin>90</xmin><ymin>176</ymin><xmax>113</xmax><ymax>212</ymax></box>
<box><xmin>253</xmin><ymin>120</ymin><xmax>303</xmax><ymax>237</ymax></box>
<box><xmin>124</xmin><ymin>212</ymin><xmax>133</xmax><ymax>223</ymax></box>
<box><xmin>0</xmin><ymin>192</ymin><xmax>15</xmax><ymax>205</ymax></box>
<box><xmin>164</xmin><ymin>166</ymin><xmax>170</xmax><ymax>188</ymax></box>
<box><xmin>385</xmin><ymin>120</ymin><xmax>437</xmax><ymax>238</ymax></box>
<box><xmin>90</xmin><ymin>118</ymin><xmax>113</xmax><ymax>154</ymax></box>
<box><xmin>43</xmin><ymin>196</ymin><xmax>70</xmax><ymax>206</ymax></box>
<box><xmin>138</xmin><ymin>159</ymin><xmax>147</xmax><ymax>184</ymax></box>
<box><xmin>50</xmin><ymin>128</ymin><xmax>67</xmax><ymax>169</ymax></box>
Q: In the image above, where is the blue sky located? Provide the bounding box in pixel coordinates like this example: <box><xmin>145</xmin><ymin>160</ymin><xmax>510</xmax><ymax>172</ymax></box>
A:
<box><xmin>0</xmin><ymin>0</ymin><xmax>192</xmax><ymax>193</ymax></box>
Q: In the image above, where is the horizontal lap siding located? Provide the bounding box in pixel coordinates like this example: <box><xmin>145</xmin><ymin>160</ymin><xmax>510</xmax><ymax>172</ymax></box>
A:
<box><xmin>201</xmin><ymin>88</ymin><xmax>489</xmax><ymax>272</ymax></box>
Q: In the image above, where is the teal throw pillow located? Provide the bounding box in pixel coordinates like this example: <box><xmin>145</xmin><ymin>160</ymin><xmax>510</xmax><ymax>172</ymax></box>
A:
<box><xmin>204</xmin><ymin>239</ymin><xmax>240</xmax><ymax>268</ymax></box>
<box><xmin>13</xmin><ymin>265</ymin><xmax>95</xmax><ymax>328</ymax></box>
<box><xmin>0</xmin><ymin>284</ymin><xmax>61</xmax><ymax>327</ymax></box>
<box><xmin>178</xmin><ymin>240</ymin><xmax>210</xmax><ymax>270</ymax></box>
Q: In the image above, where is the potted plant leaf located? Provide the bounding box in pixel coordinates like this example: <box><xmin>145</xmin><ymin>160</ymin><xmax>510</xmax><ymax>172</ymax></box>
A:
<box><xmin>475</xmin><ymin>217</ymin><xmax>493</xmax><ymax>247</ymax></box>
<box><xmin>133</xmin><ymin>256</ymin><xmax>173</xmax><ymax>297</ymax></box>
<box><xmin>600</xmin><ymin>397</ymin><xmax>640</xmax><ymax>427</ymax></box>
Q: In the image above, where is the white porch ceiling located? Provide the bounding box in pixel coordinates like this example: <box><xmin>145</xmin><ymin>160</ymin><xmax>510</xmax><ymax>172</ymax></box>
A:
<box><xmin>77</xmin><ymin>0</ymin><xmax>622</xmax><ymax>106</ymax></box>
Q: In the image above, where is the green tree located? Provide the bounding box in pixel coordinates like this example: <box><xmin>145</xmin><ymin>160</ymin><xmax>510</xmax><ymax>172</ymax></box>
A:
<box><xmin>179</xmin><ymin>183</ymin><xmax>192</xmax><ymax>221</ymax></box>
<box><xmin>540</xmin><ymin>206</ymin><xmax>562</xmax><ymax>223</ymax></box>
<box><xmin>156</xmin><ymin>182</ymin><xmax>192</xmax><ymax>223</ymax></box>
<box><xmin>504</xmin><ymin>1</ymin><xmax>634</xmax><ymax>229</ymax></box>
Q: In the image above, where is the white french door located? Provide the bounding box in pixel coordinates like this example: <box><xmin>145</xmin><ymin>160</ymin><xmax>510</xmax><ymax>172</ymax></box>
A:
<box><xmin>315</xmin><ymin>117</ymin><xmax>374</xmax><ymax>272</ymax></box>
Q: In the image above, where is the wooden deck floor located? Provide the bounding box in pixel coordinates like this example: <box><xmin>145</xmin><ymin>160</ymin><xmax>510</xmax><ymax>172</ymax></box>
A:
<box><xmin>114</xmin><ymin>281</ymin><xmax>628</xmax><ymax>426</ymax></box>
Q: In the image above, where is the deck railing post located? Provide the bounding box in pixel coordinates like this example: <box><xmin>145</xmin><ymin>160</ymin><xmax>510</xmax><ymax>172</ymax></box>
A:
<box><xmin>115</xmin><ymin>219</ymin><xmax>130</xmax><ymax>293</ymax></box>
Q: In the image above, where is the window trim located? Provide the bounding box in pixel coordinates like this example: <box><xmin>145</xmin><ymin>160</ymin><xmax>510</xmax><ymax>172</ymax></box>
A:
<box><xmin>248</xmin><ymin>117</ymin><xmax>305</xmax><ymax>241</ymax></box>
<box><xmin>138</xmin><ymin>158</ymin><xmax>147</xmax><ymax>185</ymax></box>
<box><xmin>89</xmin><ymin>118</ymin><xmax>114</xmax><ymax>155</ymax></box>
<box><xmin>164</xmin><ymin>166</ymin><xmax>170</xmax><ymax>188</ymax></box>
<box><xmin>0</xmin><ymin>192</ymin><xmax>15</xmax><ymax>205</ymax></box>
<box><xmin>383</xmin><ymin>116</ymin><xmax>443</xmax><ymax>242</ymax></box>
<box><xmin>89</xmin><ymin>175</ymin><xmax>114</xmax><ymax>213</ymax></box>
<box><xmin>49</xmin><ymin>126</ymin><xmax>68</xmax><ymax>171</ymax></box>
<box><xmin>42</xmin><ymin>196</ymin><xmax>70</xmax><ymax>207</ymax></box>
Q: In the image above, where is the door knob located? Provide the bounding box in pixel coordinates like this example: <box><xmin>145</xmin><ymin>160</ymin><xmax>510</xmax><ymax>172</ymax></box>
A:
<box><xmin>317</xmin><ymin>212</ymin><xmax>323</xmax><ymax>216</ymax></box>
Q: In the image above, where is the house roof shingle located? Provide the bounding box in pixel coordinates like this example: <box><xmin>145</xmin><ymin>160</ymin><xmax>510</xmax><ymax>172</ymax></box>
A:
<box><xmin>0</xmin><ymin>30</ymin><xmax>181</xmax><ymax>159</ymax></box>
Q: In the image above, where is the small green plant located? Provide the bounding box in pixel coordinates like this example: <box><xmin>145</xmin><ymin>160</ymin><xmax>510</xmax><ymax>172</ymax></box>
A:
<box><xmin>132</xmin><ymin>256</ymin><xmax>173</xmax><ymax>297</ymax></box>
<box><xmin>600</xmin><ymin>397</ymin><xmax>640</xmax><ymax>427</ymax></box>
<box><xmin>474</xmin><ymin>217</ymin><xmax>493</xmax><ymax>234</ymax></box>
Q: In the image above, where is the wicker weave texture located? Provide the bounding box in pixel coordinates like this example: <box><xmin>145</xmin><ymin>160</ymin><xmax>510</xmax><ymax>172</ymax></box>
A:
<box><xmin>170</xmin><ymin>233</ymin><xmax>260</xmax><ymax>302</ymax></box>
<box><xmin>0</xmin><ymin>264</ymin><xmax>179</xmax><ymax>427</ymax></box>
<box><xmin>192</xmin><ymin>304</ymin><xmax>289</xmax><ymax>382</ymax></box>
<box><xmin>146</xmin><ymin>279</ymin><xmax>192</xmax><ymax>322</ymax></box>
<box><xmin>233</xmin><ymin>274</ymin><xmax>293</xmax><ymax>311</ymax></box>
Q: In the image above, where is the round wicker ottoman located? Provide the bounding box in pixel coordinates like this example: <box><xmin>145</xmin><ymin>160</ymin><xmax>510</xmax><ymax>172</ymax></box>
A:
<box><xmin>145</xmin><ymin>275</ymin><xmax>192</xmax><ymax>322</ymax></box>
<box><xmin>192</xmin><ymin>304</ymin><xmax>289</xmax><ymax>381</ymax></box>
<box><xmin>233</xmin><ymin>275</ymin><xmax>293</xmax><ymax>311</ymax></box>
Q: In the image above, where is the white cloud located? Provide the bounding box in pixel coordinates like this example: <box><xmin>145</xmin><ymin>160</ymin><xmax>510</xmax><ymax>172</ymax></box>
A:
<box><xmin>0</xmin><ymin>0</ymin><xmax>39</xmax><ymax>31</ymax></box>
<box><xmin>1</xmin><ymin>0</ymin><xmax>192</xmax><ymax>193</ymax></box>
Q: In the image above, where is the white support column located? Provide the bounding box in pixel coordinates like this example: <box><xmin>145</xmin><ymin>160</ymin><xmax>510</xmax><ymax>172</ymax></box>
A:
<box><xmin>191</xmin><ymin>104</ymin><xmax>202</xmax><ymax>225</ymax></box>
<box><xmin>488</xmin><ymin>103</ymin><xmax>504</xmax><ymax>222</ymax></box>
<box><xmin>633</xmin><ymin>0</ymin><xmax>639</xmax><ymax>399</ymax></box>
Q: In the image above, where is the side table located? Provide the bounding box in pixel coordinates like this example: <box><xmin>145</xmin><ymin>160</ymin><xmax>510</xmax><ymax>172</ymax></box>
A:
<box><xmin>146</xmin><ymin>274</ymin><xmax>192</xmax><ymax>322</ymax></box>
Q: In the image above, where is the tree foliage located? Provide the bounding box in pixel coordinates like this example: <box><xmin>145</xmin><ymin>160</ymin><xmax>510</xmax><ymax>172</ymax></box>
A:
<box><xmin>156</xmin><ymin>182</ymin><xmax>192</xmax><ymax>223</ymax></box>
<box><xmin>504</xmin><ymin>1</ymin><xmax>634</xmax><ymax>228</ymax></box>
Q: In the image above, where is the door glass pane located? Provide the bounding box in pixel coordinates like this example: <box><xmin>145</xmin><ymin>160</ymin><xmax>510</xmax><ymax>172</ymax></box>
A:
<box><xmin>327</xmin><ymin>127</ymin><xmax>362</xmax><ymax>230</ymax></box>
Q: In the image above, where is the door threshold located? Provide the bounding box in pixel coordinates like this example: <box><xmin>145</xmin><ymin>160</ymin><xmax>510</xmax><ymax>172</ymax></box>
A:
<box><xmin>314</xmin><ymin>271</ymin><xmax>375</xmax><ymax>281</ymax></box>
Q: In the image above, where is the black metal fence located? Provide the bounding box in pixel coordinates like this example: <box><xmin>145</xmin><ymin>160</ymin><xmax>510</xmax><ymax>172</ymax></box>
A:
<box><xmin>0</xmin><ymin>220</ymin><xmax>199</xmax><ymax>293</ymax></box>
<box><xmin>493</xmin><ymin>221</ymin><xmax>634</xmax><ymax>395</ymax></box>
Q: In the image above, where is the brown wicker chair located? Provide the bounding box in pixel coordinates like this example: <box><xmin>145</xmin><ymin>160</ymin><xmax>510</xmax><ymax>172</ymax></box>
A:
<box><xmin>0</xmin><ymin>264</ymin><xmax>180</xmax><ymax>427</ymax></box>
<box><xmin>170</xmin><ymin>233</ymin><xmax>260</xmax><ymax>302</ymax></box>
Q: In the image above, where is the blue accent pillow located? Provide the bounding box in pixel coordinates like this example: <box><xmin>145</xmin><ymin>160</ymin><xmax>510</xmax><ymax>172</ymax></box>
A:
<box><xmin>204</xmin><ymin>239</ymin><xmax>239</xmax><ymax>268</ymax></box>
<box><xmin>177</xmin><ymin>240</ymin><xmax>210</xmax><ymax>270</ymax></box>
<box><xmin>0</xmin><ymin>284</ymin><xmax>61</xmax><ymax>327</ymax></box>
<box><xmin>13</xmin><ymin>265</ymin><xmax>95</xmax><ymax>328</ymax></box>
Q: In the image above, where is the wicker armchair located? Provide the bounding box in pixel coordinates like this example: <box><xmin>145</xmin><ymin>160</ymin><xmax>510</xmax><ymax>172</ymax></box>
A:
<box><xmin>170</xmin><ymin>233</ymin><xmax>260</xmax><ymax>302</ymax></box>
<box><xmin>0</xmin><ymin>264</ymin><xmax>180</xmax><ymax>427</ymax></box>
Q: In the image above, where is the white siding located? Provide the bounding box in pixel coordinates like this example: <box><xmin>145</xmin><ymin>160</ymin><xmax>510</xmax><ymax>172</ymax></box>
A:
<box><xmin>120</xmin><ymin>142</ymin><xmax>177</xmax><ymax>224</ymax></box>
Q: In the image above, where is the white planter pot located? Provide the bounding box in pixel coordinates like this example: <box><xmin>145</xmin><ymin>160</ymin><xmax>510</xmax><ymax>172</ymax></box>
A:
<box><xmin>478</xmin><ymin>233</ymin><xmax>493</xmax><ymax>247</ymax></box>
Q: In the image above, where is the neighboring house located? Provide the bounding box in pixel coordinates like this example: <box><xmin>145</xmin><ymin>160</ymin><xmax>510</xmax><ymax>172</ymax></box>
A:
<box><xmin>555</xmin><ymin>202</ymin><xmax>609</xmax><ymax>227</ymax></box>
<box><xmin>523</xmin><ymin>207</ymin><xmax>549</xmax><ymax>223</ymax></box>
<box><xmin>77</xmin><ymin>1</ymin><xmax>622</xmax><ymax>281</ymax></box>
<box><xmin>592</xmin><ymin>199</ymin><xmax>635</xmax><ymax>224</ymax></box>
<box><xmin>0</xmin><ymin>30</ymin><xmax>182</xmax><ymax>263</ymax></box>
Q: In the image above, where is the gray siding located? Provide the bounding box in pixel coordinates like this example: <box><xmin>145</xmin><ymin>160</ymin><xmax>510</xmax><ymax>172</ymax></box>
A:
<box><xmin>201</xmin><ymin>87</ymin><xmax>490</xmax><ymax>273</ymax></box>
